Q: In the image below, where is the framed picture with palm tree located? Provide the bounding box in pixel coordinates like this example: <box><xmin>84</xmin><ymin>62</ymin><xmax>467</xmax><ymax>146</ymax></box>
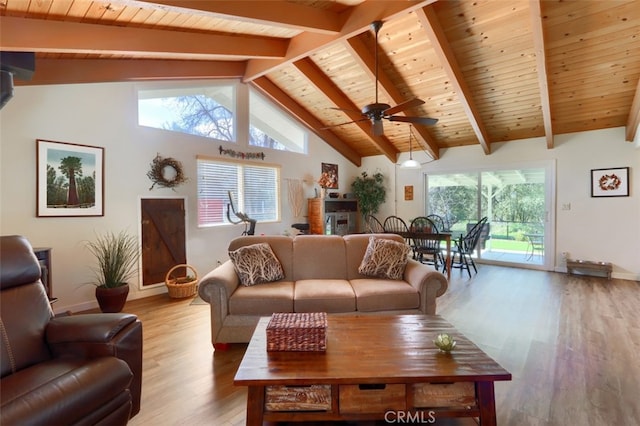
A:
<box><xmin>36</xmin><ymin>139</ymin><xmax>104</xmax><ymax>217</ymax></box>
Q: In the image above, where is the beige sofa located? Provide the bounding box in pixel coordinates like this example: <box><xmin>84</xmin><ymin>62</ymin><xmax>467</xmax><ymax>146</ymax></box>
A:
<box><xmin>198</xmin><ymin>233</ymin><xmax>448</xmax><ymax>349</ymax></box>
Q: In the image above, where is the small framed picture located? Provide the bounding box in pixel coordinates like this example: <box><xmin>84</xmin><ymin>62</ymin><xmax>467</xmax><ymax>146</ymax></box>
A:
<box><xmin>37</xmin><ymin>139</ymin><xmax>105</xmax><ymax>216</ymax></box>
<box><xmin>321</xmin><ymin>163</ymin><xmax>338</xmax><ymax>189</ymax></box>
<box><xmin>404</xmin><ymin>185</ymin><xmax>414</xmax><ymax>201</ymax></box>
<box><xmin>591</xmin><ymin>167</ymin><xmax>629</xmax><ymax>197</ymax></box>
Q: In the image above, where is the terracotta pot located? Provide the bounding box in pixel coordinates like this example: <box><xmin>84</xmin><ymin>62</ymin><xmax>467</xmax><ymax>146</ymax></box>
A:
<box><xmin>95</xmin><ymin>284</ymin><xmax>129</xmax><ymax>313</ymax></box>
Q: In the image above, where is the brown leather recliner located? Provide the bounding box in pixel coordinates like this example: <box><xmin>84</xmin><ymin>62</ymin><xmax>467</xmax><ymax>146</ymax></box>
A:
<box><xmin>0</xmin><ymin>235</ymin><xmax>143</xmax><ymax>425</ymax></box>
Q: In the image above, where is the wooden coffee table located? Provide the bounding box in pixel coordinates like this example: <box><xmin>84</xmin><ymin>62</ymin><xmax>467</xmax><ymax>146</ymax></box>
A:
<box><xmin>234</xmin><ymin>314</ymin><xmax>511</xmax><ymax>425</ymax></box>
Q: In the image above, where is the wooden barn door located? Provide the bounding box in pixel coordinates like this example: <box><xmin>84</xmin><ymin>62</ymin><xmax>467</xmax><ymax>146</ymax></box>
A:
<box><xmin>140</xmin><ymin>198</ymin><xmax>186</xmax><ymax>287</ymax></box>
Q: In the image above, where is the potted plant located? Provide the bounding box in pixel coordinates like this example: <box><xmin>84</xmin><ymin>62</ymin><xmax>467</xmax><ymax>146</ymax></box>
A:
<box><xmin>351</xmin><ymin>171</ymin><xmax>386</xmax><ymax>220</ymax></box>
<box><xmin>86</xmin><ymin>230</ymin><xmax>140</xmax><ymax>313</ymax></box>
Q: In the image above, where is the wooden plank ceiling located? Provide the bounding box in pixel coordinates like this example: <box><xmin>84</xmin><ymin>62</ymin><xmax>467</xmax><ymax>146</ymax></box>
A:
<box><xmin>1</xmin><ymin>0</ymin><xmax>639</xmax><ymax>166</ymax></box>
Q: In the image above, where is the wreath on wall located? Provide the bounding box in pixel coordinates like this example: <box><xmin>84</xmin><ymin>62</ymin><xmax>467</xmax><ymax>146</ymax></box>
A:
<box><xmin>147</xmin><ymin>154</ymin><xmax>188</xmax><ymax>190</ymax></box>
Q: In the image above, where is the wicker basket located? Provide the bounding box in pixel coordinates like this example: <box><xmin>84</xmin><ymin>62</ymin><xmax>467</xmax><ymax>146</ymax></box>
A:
<box><xmin>165</xmin><ymin>264</ymin><xmax>198</xmax><ymax>299</ymax></box>
<box><xmin>266</xmin><ymin>312</ymin><xmax>327</xmax><ymax>352</ymax></box>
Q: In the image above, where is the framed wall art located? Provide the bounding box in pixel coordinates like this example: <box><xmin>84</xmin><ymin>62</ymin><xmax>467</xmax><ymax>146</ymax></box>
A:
<box><xmin>404</xmin><ymin>185</ymin><xmax>414</xmax><ymax>201</ymax></box>
<box><xmin>320</xmin><ymin>163</ymin><xmax>339</xmax><ymax>189</ymax></box>
<box><xmin>37</xmin><ymin>139</ymin><xmax>105</xmax><ymax>217</ymax></box>
<box><xmin>591</xmin><ymin>166</ymin><xmax>629</xmax><ymax>198</ymax></box>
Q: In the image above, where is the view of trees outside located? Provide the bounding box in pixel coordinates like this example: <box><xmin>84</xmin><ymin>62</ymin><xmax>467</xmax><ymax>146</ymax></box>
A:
<box><xmin>138</xmin><ymin>84</ymin><xmax>307</xmax><ymax>158</ymax></box>
<box><xmin>248</xmin><ymin>124</ymin><xmax>285</xmax><ymax>150</ymax></box>
<box><xmin>427</xmin><ymin>169</ymin><xmax>546</xmax><ymax>258</ymax></box>
<box><xmin>158</xmin><ymin>95</ymin><xmax>235</xmax><ymax>141</ymax></box>
<box><xmin>139</xmin><ymin>94</ymin><xmax>288</xmax><ymax>150</ymax></box>
<box><xmin>427</xmin><ymin>172</ymin><xmax>478</xmax><ymax>232</ymax></box>
<box><xmin>248</xmin><ymin>88</ymin><xmax>306</xmax><ymax>153</ymax></box>
<box><xmin>488</xmin><ymin>182</ymin><xmax>545</xmax><ymax>237</ymax></box>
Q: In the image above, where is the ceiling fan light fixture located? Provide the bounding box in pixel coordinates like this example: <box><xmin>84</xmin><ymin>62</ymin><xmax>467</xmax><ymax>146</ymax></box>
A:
<box><xmin>400</xmin><ymin>125</ymin><xmax>421</xmax><ymax>169</ymax></box>
<box><xmin>401</xmin><ymin>158</ymin><xmax>421</xmax><ymax>169</ymax></box>
<box><xmin>372</xmin><ymin>119</ymin><xmax>384</xmax><ymax>136</ymax></box>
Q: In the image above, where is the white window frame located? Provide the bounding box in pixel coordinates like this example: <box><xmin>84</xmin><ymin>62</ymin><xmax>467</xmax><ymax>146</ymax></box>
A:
<box><xmin>137</xmin><ymin>80</ymin><xmax>237</xmax><ymax>142</ymax></box>
<box><xmin>423</xmin><ymin>160</ymin><xmax>556</xmax><ymax>271</ymax></box>
<box><xmin>248</xmin><ymin>87</ymin><xmax>308</xmax><ymax>154</ymax></box>
<box><xmin>196</xmin><ymin>155</ymin><xmax>281</xmax><ymax>228</ymax></box>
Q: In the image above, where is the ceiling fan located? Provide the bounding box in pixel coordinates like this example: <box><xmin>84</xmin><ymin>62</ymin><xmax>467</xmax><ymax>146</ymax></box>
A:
<box><xmin>328</xmin><ymin>20</ymin><xmax>438</xmax><ymax>136</ymax></box>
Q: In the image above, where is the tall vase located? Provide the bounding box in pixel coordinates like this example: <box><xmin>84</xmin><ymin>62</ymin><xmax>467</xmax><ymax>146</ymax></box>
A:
<box><xmin>95</xmin><ymin>284</ymin><xmax>129</xmax><ymax>313</ymax></box>
<box><xmin>320</xmin><ymin>187</ymin><xmax>326</xmax><ymax>199</ymax></box>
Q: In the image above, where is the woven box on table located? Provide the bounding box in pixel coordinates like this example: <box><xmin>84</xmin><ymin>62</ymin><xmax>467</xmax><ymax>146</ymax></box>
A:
<box><xmin>266</xmin><ymin>312</ymin><xmax>327</xmax><ymax>352</ymax></box>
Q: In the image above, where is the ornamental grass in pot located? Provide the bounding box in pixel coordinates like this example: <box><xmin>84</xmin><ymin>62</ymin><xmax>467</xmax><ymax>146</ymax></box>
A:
<box><xmin>86</xmin><ymin>230</ymin><xmax>140</xmax><ymax>313</ymax></box>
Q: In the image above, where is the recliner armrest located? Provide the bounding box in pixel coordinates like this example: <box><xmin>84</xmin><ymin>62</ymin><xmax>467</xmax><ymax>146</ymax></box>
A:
<box><xmin>46</xmin><ymin>313</ymin><xmax>143</xmax><ymax>417</ymax></box>
<box><xmin>47</xmin><ymin>313</ymin><xmax>137</xmax><ymax>344</ymax></box>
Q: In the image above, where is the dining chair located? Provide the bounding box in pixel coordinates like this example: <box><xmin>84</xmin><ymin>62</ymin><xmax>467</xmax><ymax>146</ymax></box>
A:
<box><xmin>525</xmin><ymin>233</ymin><xmax>544</xmax><ymax>260</ymax></box>
<box><xmin>383</xmin><ymin>216</ymin><xmax>410</xmax><ymax>243</ymax></box>
<box><xmin>444</xmin><ymin>217</ymin><xmax>488</xmax><ymax>278</ymax></box>
<box><xmin>364</xmin><ymin>215</ymin><xmax>385</xmax><ymax>234</ymax></box>
<box><xmin>426</xmin><ymin>214</ymin><xmax>446</xmax><ymax>233</ymax></box>
<box><xmin>409</xmin><ymin>216</ymin><xmax>443</xmax><ymax>270</ymax></box>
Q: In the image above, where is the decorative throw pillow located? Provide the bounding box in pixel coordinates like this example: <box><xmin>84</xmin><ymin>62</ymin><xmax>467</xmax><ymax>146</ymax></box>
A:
<box><xmin>229</xmin><ymin>243</ymin><xmax>285</xmax><ymax>286</ymax></box>
<box><xmin>358</xmin><ymin>236</ymin><xmax>410</xmax><ymax>280</ymax></box>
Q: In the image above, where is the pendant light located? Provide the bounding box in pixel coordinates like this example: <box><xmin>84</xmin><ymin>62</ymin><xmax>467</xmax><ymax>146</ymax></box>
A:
<box><xmin>400</xmin><ymin>125</ymin><xmax>421</xmax><ymax>169</ymax></box>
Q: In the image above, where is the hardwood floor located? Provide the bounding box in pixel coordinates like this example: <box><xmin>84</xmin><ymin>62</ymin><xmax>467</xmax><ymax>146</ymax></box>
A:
<box><xmin>108</xmin><ymin>265</ymin><xmax>639</xmax><ymax>426</ymax></box>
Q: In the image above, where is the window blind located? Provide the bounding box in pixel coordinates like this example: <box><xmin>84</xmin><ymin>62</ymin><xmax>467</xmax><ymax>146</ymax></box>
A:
<box><xmin>197</xmin><ymin>157</ymin><xmax>280</xmax><ymax>227</ymax></box>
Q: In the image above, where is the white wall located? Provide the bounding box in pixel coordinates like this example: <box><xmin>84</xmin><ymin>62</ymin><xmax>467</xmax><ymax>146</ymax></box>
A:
<box><xmin>361</xmin><ymin>128</ymin><xmax>640</xmax><ymax>281</ymax></box>
<box><xmin>1</xmin><ymin>82</ymin><xmax>638</xmax><ymax>315</ymax></box>
<box><xmin>0</xmin><ymin>81</ymin><xmax>359</xmax><ymax>313</ymax></box>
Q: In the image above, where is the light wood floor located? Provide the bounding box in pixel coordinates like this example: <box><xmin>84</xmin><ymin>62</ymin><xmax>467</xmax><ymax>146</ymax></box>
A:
<box><xmin>107</xmin><ymin>265</ymin><xmax>639</xmax><ymax>426</ymax></box>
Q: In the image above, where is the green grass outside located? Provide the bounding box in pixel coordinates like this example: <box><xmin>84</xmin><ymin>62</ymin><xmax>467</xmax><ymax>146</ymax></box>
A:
<box><xmin>486</xmin><ymin>238</ymin><xmax>529</xmax><ymax>252</ymax></box>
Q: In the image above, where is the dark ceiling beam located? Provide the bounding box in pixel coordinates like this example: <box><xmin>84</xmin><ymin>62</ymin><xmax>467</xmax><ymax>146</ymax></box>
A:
<box><xmin>0</xmin><ymin>16</ymin><xmax>288</xmax><ymax>59</ymax></box>
<box><xmin>529</xmin><ymin>0</ymin><xmax>554</xmax><ymax>149</ymax></box>
<box><xmin>14</xmin><ymin>58</ymin><xmax>246</xmax><ymax>86</ymax></box>
<box><xmin>138</xmin><ymin>0</ymin><xmax>343</xmax><ymax>35</ymax></box>
<box><xmin>293</xmin><ymin>57</ymin><xmax>399</xmax><ymax>163</ymax></box>
<box><xmin>243</xmin><ymin>0</ymin><xmax>438</xmax><ymax>82</ymax></box>
<box><xmin>416</xmin><ymin>6</ymin><xmax>492</xmax><ymax>155</ymax></box>
<box><xmin>343</xmin><ymin>35</ymin><xmax>441</xmax><ymax>160</ymax></box>
<box><xmin>625</xmin><ymin>77</ymin><xmax>640</xmax><ymax>142</ymax></box>
<box><xmin>251</xmin><ymin>76</ymin><xmax>362</xmax><ymax>166</ymax></box>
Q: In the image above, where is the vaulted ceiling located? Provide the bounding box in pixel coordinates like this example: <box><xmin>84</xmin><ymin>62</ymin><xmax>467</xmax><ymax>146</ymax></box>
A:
<box><xmin>2</xmin><ymin>0</ymin><xmax>639</xmax><ymax>166</ymax></box>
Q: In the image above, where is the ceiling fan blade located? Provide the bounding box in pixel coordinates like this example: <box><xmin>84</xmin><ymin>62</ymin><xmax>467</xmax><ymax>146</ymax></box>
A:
<box><xmin>331</xmin><ymin>21</ymin><xmax>434</xmax><ymax>137</ymax></box>
<box><xmin>321</xmin><ymin>118</ymin><xmax>368</xmax><ymax>129</ymax></box>
<box><xmin>388</xmin><ymin>115</ymin><xmax>438</xmax><ymax>126</ymax></box>
<box><xmin>384</xmin><ymin>98</ymin><xmax>425</xmax><ymax>116</ymax></box>
<box><xmin>372</xmin><ymin>119</ymin><xmax>384</xmax><ymax>136</ymax></box>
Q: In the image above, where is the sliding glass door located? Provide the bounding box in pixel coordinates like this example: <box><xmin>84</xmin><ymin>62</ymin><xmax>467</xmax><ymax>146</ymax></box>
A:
<box><xmin>425</xmin><ymin>162</ymin><xmax>554</xmax><ymax>270</ymax></box>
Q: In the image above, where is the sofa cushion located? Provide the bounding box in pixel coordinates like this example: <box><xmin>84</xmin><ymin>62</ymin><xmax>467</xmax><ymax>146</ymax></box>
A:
<box><xmin>344</xmin><ymin>233</ymin><xmax>405</xmax><ymax>280</ymax></box>
<box><xmin>350</xmin><ymin>279</ymin><xmax>420</xmax><ymax>312</ymax></box>
<box><xmin>229</xmin><ymin>243</ymin><xmax>284</xmax><ymax>286</ymax></box>
<box><xmin>358</xmin><ymin>236</ymin><xmax>410</xmax><ymax>280</ymax></box>
<box><xmin>229</xmin><ymin>281</ymin><xmax>294</xmax><ymax>315</ymax></box>
<box><xmin>292</xmin><ymin>235</ymin><xmax>347</xmax><ymax>280</ymax></box>
<box><xmin>228</xmin><ymin>235</ymin><xmax>294</xmax><ymax>280</ymax></box>
<box><xmin>294</xmin><ymin>279</ymin><xmax>356</xmax><ymax>313</ymax></box>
